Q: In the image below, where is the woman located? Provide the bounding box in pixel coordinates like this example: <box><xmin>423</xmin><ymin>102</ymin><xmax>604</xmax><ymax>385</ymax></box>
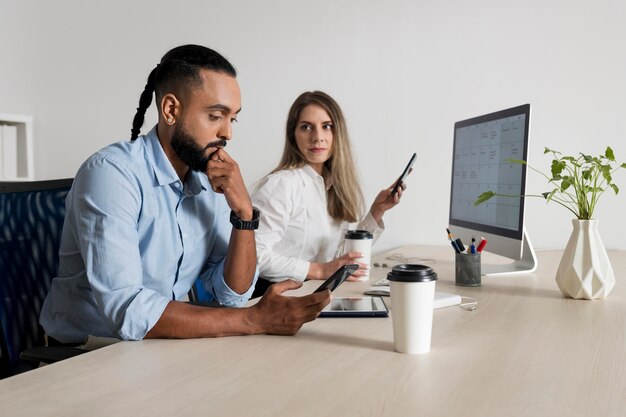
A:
<box><xmin>251</xmin><ymin>91</ymin><xmax>406</xmax><ymax>297</ymax></box>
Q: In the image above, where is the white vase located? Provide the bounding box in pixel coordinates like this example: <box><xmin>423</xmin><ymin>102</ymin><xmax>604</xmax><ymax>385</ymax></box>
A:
<box><xmin>555</xmin><ymin>219</ymin><xmax>615</xmax><ymax>299</ymax></box>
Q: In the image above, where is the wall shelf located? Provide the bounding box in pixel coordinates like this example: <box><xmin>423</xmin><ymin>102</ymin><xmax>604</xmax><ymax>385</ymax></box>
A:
<box><xmin>0</xmin><ymin>113</ymin><xmax>34</xmax><ymax>181</ymax></box>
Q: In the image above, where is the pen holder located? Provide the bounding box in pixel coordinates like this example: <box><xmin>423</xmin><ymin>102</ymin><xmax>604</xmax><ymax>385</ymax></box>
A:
<box><xmin>455</xmin><ymin>253</ymin><xmax>481</xmax><ymax>287</ymax></box>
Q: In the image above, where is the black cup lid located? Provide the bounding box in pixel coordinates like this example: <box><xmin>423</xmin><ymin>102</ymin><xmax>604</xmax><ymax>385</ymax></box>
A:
<box><xmin>345</xmin><ymin>229</ymin><xmax>373</xmax><ymax>239</ymax></box>
<box><xmin>387</xmin><ymin>264</ymin><xmax>438</xmax><ymax>282</ymax></box>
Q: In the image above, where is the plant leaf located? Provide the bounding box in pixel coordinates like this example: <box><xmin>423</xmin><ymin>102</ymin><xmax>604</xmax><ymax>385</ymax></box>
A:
<box><xmin>602</xmin><ymin>165</ymin><xmax>612</xmax><ymax>183</ymax></box>
<box><xmin>560</xmin><ymin>176</ymin><xmax>573</xmax><ymax>191</ymax></box>
<box><xmin>610</xmin><ymin>184</ymin><xmax>619</xmax><ymax>194</ymax></box>
<box><xmin>605</xmin><ymin>147</ymin><xmax>615</xmax><ymax>161</ymax></box>
<box><xmin>581</xmin><ymin>170</ymin><xmax>592</xmax><ymax>181</ymax></box>
<box><xmin>542</xmin><ymin>189</ymin><xmax>558</xmax><ymax>202</ymax></box>
<box><xmin>506</xmin><ymin>158</ymin><xmax>527</xmax><ymax>165</ymax></box>
<box><xmin>474</xmin><ymin>191</ymin><xmax>495</xmax><ymax>206</ymax></box>
<box><xmin>551</xmin><ymin>159</ymin><xmax>565</xmax><ymax>178</ymax></box>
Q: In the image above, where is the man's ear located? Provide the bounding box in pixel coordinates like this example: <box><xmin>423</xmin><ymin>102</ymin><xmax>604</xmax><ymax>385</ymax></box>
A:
<box><xmin>161</xmin><ymin>93</ymin><xmax>180</xmax><ymax>125</ymax></box>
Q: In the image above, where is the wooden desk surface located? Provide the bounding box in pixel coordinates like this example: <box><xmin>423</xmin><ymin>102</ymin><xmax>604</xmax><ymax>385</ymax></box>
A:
<box><xmin>1</xmin><ymin>245</ymin><xmax>625</xmax><ymax>417</ymax></box>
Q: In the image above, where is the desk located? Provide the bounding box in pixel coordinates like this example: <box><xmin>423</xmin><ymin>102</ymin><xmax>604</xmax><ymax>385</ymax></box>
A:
<box><xmin>1</xmin><ymin>246</ymin><xmax>625</xmax><ymax>417</ymax></box>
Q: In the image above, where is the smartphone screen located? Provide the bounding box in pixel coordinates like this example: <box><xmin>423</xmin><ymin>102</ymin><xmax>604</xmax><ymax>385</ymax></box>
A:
<box><xmin>313</xmin><ymin>264</ymin><xmax>359</xmax><ymax>293</ymax></box>
<box><xmin>391</xmin><ymin>152</ymin><xmax>417</xmax><ymax>195</ymax></box>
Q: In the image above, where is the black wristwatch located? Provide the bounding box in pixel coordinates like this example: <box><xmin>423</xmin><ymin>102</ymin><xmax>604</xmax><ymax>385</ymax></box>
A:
<box><xmin>229</xmin><ymin>207</ymin><xmax>260</xmax><ymax>230</ymax></box>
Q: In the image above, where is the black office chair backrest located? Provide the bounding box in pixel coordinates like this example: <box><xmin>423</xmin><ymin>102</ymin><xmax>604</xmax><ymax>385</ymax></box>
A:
<box><xmin>0</xmin><ymin>179</ymin><xmax>73</xmax><ymax>378</ymax></box>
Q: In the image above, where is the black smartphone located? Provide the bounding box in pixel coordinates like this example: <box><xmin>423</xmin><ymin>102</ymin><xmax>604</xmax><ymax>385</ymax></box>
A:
<box><xmin>391</xmin><ymin>152</ymin><xmax>417</xmax><ymax>195</ymax></box>
<box><xmin>313</xmin><ymin>264</ymin><xmax>359</xmax><ymax>293</ymax></box>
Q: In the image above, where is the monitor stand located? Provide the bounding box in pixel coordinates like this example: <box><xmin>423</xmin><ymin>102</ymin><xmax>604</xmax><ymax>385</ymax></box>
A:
<box><xmin>482</xmin><ymin>229</ymin><xmax>538</xmax><ymax>276</ymax></box>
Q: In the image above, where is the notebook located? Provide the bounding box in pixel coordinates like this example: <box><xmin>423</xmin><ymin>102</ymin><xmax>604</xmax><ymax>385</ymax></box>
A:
<box><xmin>362</xmin><ymin>287</ymin><xmax>462</xmax><ymax>309</ymax></box>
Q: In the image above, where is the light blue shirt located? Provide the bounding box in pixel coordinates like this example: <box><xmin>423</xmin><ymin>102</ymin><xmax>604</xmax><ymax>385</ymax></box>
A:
<box><xmin>40</xmin><ymin>126</ymin><xmax>257</xmax><ymax>343</ymax></box>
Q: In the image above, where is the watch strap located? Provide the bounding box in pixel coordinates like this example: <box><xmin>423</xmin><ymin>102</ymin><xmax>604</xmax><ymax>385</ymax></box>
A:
<box><xmin>230</xmin><ymin>208</ymin><xmax>260</xmax><ymax>230</ymax></box>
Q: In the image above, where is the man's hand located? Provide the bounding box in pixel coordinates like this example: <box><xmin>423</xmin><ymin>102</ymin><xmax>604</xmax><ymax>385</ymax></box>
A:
<box><xmin>248</xmin><ymin>280</ymin><xmax>331</xmax><ymax>335</ymax></box>
<box><xmin>206</xmin><ymin>148</ymin><xmax>253</xmax><ymax>219</ymax></box>
<box><xmin>308</xmin><ymin>252</ymin><xmax>368</xmax><ymax>281</ymax></box>
<box><xmin>206</xmin><ymin>147</ymin><xmax>256</xmax><ymax>294</ymax></box>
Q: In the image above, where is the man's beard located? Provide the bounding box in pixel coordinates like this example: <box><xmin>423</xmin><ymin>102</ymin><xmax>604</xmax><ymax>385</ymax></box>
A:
<box><xmin>170</xmin><ymin>123</ymin><xmax>227</xmax><ymax>172</ymax></box>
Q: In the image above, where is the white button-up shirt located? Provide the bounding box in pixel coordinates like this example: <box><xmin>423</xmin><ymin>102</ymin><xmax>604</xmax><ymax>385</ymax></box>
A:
<box><xmin>252</xmin><ymin>164</ymin><xmax>383</xmax><ymax>282</ymax></box>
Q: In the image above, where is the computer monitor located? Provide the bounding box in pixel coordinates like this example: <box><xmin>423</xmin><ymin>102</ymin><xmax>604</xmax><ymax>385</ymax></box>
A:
<box><xmin>448</xmin><ymin>104</ymin><xmax>537</xmax><ymax>275</ymax></box>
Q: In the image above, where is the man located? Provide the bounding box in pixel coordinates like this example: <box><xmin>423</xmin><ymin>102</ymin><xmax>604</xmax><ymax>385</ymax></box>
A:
<box><xmin>40</xmin><ymin>45</ymin><xmax>330</xmax><ymax>343</ymax></box>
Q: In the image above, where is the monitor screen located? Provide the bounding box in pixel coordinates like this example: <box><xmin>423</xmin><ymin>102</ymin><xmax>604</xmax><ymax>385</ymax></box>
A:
<box><xmin>449</xmin><ymin>104</ymin><xmax>537</xmax><ymax>275</ymax></box>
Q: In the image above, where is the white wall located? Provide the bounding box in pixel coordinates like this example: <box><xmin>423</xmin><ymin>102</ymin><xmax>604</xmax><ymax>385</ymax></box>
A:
<box><xmin>1</xmin><ymin>0</ymin><xmax>625</xmax><ymax>251</ymax></box>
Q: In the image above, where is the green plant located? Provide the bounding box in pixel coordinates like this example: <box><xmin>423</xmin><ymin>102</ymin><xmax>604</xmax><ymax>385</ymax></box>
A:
<box><xmin>474</xmin><ymin>146</ymin><xmax>626</xmax><ymax>219</ymax></box>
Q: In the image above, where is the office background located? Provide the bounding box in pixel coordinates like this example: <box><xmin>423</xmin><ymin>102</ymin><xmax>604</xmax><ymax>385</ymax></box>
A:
<box><xmin>1</xmin><ymin>0</ymin><xmax>625</xmax><ymax>251</ymax></box>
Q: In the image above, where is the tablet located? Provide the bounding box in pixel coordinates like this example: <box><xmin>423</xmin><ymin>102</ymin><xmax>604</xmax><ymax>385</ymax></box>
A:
<box><xmin>319</xmin><ymin>296</ymin><xmax>389</xmax><ymax>317</ymax></box>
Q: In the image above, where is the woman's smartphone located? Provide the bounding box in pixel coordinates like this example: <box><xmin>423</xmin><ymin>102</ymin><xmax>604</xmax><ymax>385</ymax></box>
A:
<box><xmin>391</xmin><ymin>152</ymin><xmax>417</xmax><ymax>195</ymax></box>
<box><xmin>313</xmin><ymin>264</ymin><xmax>359</xmax><ymax>293</ymax></box>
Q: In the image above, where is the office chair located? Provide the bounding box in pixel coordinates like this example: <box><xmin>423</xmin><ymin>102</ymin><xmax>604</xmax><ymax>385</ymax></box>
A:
<box><xmin>190</xmin><ymin>279</ymin><xmax>217</xmax><ymax>305</ymax></box>
<box><xmin>0</xmin><ymin>179</ymin><xmax>85</xmax><ymax>379</ymax></box>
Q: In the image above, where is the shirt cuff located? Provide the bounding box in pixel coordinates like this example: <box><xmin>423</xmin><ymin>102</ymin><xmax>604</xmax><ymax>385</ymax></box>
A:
<box><xmin>263</xmin><ymin>258</ymin><xmax>309</xmax><ymax>283</ymax></box>
<box><xmin>211</xmin><ymin>262</ymin><xmax>259</xmax><ymax>307</ymax></box>
<box><xmin>292</xmin><ymin>259</ymin><xmax>310</xmax><ymax>282</ymax></box>
<box><xmin>361</xmin><ymin>212</ymin><xmax>385</xmax><ymax>236</ymax></box>
<box><xmin>118</xmin><ymin>290</ymin><xmax>171</xmax><ymax>341</ymax></box>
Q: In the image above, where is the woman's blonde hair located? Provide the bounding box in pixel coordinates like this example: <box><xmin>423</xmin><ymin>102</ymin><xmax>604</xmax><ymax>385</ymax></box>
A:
<box><xmin>272</xmin><ymin>91</ymin><xmax>364</xmax><ymax>222</ymax></box>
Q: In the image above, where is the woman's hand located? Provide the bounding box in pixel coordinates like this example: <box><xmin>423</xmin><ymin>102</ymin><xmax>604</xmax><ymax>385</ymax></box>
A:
<box><xmin>308</xmin><ymin>252</ymin><xmax>369</xmax><ymax>281</ymax></box>
<box><xmin>369</xmin><ymin>177</ymin><xmax>408</xmax><ymax>224</ymax></box>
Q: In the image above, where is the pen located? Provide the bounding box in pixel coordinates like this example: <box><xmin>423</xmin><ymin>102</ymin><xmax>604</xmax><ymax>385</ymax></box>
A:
<box><xmin>469</xmin><ymin>237</ymin><xmax>476</xmax><ymax>254</ymax></box>
<box><xmin>446</xmin><ymin>228</ymin><xmax>461</xmax><ymax>253</ymax></box>
<box><xmin>477</xmin><ymin>237</ymin><xmax>487</xmax><ymax>253</ymax></box>
<box><xmin>454</xmin><ymin>238</ymin><xmax>465</xmax><ymax>253</ymax></box>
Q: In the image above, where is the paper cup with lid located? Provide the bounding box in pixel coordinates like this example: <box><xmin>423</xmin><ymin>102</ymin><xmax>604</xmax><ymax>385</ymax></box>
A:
<box><xmin>388</xmin><ymin>264</ymin><xmax>438</xmax><ymax>354</ymax></box>
<box><xmin>343</xmin><ymin>230</ymin><xmax>373</xmax><ymax>281</ymax></box>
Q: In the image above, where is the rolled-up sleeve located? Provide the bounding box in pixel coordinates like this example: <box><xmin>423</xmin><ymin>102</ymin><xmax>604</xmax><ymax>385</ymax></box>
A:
<box><xmin>201</xmin><ymin>258</ymin><xmax>259</xmax><ymax>307</ymax></box>
<box><xmin>71</xmin><ymin>156</ymin><xmax>171</xmax><ymax>341</ymax></box>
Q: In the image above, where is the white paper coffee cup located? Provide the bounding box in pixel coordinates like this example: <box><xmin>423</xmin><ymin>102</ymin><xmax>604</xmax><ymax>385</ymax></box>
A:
<box><xmin>343</xmin><ymin>230</ymin><xmax>373</xmax><ymax>281</ymax></box>
<box><xmin>388</xmin><ymin>264</ymin><xmax>438</xmax><ymax>354</ymax></box>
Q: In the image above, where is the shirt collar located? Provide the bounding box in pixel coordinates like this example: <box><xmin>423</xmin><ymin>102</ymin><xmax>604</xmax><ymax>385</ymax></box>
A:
<box><xmin>184</xmin><ymin>171</ymin><xmax>208</xmax><ymax>196</ymax></box>
<box><xmin>144</xmin><ymin>125</ymin><xmax>208</xmax><ymax>195</ymax></box>
<box><xmin>301</xmin><ymin>163</ymin><xmax>333</xmax><ymax>191</ymax></box>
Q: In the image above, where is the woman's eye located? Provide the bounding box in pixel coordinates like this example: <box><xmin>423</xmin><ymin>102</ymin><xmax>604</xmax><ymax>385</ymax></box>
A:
<box><xmin>323</xmin><ymin>123</ymin><xmax>333</xmax><ymax>130</ymax></box>
<box><xmin>300</xmin><ymin>124</ymin><xmax>312</xmax><ymax>131</ymax></box>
